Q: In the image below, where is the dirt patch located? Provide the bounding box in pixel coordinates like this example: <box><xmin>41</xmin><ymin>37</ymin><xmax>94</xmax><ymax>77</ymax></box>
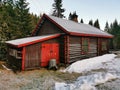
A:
<box><xmin>96</xmin><ymin>79</ymin><xmax>120</xmax><ymax>90</ymax></box>
<box><xmin>49</xmin><ymin>70</ymin><xmax>81</xmax><ymax>83</ymax></box>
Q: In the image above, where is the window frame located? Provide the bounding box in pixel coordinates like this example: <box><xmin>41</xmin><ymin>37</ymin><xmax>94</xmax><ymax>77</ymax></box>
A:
<box><xmin>81</xmin><ymin>37</ymin><xmax>89</xmax><ymax>55</ymax></box>
<box><xmin>9</xmin><ymin>48</ymin><xmax>22</xmax><ymax>59</ymax></box>
<box><xmin>101</xmin><ymin>39</ymin><xmax>107</xmax><ymax>51</ymax></box>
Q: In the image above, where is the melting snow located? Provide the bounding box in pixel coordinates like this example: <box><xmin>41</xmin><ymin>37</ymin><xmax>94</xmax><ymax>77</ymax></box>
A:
<box><xmin>55</xmin><ymin>54</ymin><xmax>118</xmax><ymax>90</ymax></box>
<box><xmin>63</xmin><ymin>54</ymin><xmax>116</xmax><ymax>73</ymax></box>
<box><xmin>55</xmin><ymin>73</ymin><xmax>118</xmax><ymax>90</ymax></box>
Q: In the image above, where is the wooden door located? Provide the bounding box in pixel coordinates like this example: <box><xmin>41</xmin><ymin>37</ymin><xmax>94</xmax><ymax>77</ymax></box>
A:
<box><xmin>25</xmin><ymin>44</ymin><xmax>40</xmax><ymax>69</ymax></box>
<box><xmin>41</xmin><ymin>43</ymin><xmax>59</xmax><ymax>67</ymax></box>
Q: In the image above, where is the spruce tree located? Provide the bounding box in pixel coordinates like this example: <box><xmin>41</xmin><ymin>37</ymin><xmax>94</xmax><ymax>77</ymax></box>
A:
<box><xmin>52</xmin><ymin>0</ymin><xmax>65</xmax><ymax>18</ymax></box>
<box><xmin>0</xmin><ymin>0</ymin><xmax>39</xmax><ymax>60</ymax></box>
<box><xmin>88</xmin><ymin>20</ymin><xmax>93</xmax><ymax>26</ymax></box>
<box><xmin>15</xmin><ymin>0</ymin><xmax>32</xmax><ymax>38</ymax></box>
<box><xmin>69</xmin><ymin>11</ymin><xmax>78</xmax><ymax>22</ymax></box>
<box><xmin>104</xmin><ymin>22</ymin><xmax>109</xmax><ymax>32</ymax></box>
<box><xmin>94</xmin><ymin>19</ymin><xmax>100</xmax><ymax>29</ymax></box>
<box><xmin>106</xmin><ymin>20</ymin><xmax>120</xmax><ymax>49</ymax></box>
<box><xmin>68</xmin><ymin>12</ymin><xmax>72</xmax><ymax>20</ymax></box>
<box><xmin>0</xmin><ymin>0</ymin><xmax>15</xmax><ymax>60</ymax></box>
<box><xmin>80</xmin><ymin>19</ymin><xmax>84</xmax><ymax>23</ymax></box>
<box><xmin>111</xmin><ymin>20</ymin><xmax>120</xmax><ymax>49</ymax></box>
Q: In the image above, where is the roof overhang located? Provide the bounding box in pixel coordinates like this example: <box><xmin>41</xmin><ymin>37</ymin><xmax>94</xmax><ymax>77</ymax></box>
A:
<box><xmin>69</xmin><ymin>32</ymin><xmax>113</xmax><ymax>38</ymax></box>
<box><xmin>6</xmin><ymin>34</ymin><xmax>61</xmax><ymax>48</ymax></box>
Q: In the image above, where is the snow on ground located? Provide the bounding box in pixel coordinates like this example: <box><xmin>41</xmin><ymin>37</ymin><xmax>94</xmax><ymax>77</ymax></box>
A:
<box><xmin>55</xmin><ymin>54</ymin><xmax>119</xmax><ymax>90</ymax></box>
<box><xmin>63</xmin><ymin>54</ymin><xmax>116</xmax><ymax>73</ymax></box>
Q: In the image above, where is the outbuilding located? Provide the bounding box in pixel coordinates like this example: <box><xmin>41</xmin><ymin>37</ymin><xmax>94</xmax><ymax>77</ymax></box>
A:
<box><xmin>6</xmin><ymin>14</ymin><xmax>113</xmax><ymax>70</ymax></box>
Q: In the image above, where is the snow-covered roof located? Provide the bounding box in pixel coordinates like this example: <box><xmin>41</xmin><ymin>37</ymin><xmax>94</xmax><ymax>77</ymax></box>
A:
<box><xmin>42</xmin><ymin>14</ymin><xmax>113</xmax><ymax>38</ymax></box>
<box><xmin>6</xmin><ymin>34</ymin><xmax>60</xmax><ymax>47</ymax></box>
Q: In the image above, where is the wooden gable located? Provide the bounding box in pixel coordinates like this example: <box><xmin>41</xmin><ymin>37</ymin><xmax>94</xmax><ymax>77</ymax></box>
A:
<box><xmin>33</xmin><ymin>18</ymin><xmax>64</xmax><ymax>36</ymax></box>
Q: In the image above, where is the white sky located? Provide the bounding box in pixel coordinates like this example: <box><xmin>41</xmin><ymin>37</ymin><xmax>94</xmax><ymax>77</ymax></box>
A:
<box><xmin>26</xmin><ymin>0</ymin><xmax>120</xmax><ymax>30</ymax></box>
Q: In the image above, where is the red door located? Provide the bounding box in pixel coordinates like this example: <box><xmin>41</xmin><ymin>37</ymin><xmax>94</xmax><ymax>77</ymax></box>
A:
<box><xmin>41</xmin><ymin>43</ymin><xmax>59</xmax><ymax>67</ymax></box>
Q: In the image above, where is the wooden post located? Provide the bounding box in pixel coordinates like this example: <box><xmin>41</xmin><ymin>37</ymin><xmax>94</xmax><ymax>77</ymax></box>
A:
<box><xmin>107</xmin><ymin>39</ymin><xmax>109</xmax><ymax>53</ymax></box>
<box><xmin>22</xmin><ymin>47</ymin><xmax>25</xmax><ymax>70</ymax></box>
<box><xmin>67</xmin><ymin>35</ymin><xmax>70</xmax><ymax>63</ymax></box>
<box><xmin>64</xmin><ymin>36</ymin><xmax>67</xmax><ymax>64</ymax></box>
<box><xmin>97</xmin><ymin>38</ymin><xmax>101</xmax><ymax>56</ymax></box>
<box><xmin>64</xmin><ymin>35</ymin><xmax>70</xmax><ymax>64</ymax></box>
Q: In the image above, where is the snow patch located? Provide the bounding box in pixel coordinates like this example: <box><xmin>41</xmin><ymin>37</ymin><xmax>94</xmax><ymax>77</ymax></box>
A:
<box><xmin>63</xmin><ymin>54</ymin><xmax>116</xmax><ymax>73</ymax></box>
<box><xmin>2</xmin><ymin>64</ymin><xmax>11</xmax><ymax>71</ymax></box>
<box><xmin>55</xmin><ymin>73</ymin><xmax>118</xmax><ymax>90</ymax></box>
<box><xmin>55</xmin><ymin>54</ymin><xmax>118</xmax><ymax>90</ymax></box>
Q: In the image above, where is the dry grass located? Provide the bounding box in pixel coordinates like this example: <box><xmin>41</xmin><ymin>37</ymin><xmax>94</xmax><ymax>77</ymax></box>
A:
<box><xmin>0</xmin><ymin>61</ymin><xmax>6</xmax><ymax>69</ymax></box>
<box><xmin>0</xmin><ymin>68</ymin><xmax>81</xmax><ymax>90</ymax></box>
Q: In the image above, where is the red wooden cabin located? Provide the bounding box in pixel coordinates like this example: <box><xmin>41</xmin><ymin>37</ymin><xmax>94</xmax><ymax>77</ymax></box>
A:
<box><xmin>6</xmin><ymin>14</ymin><xmax>113</xmax><ymax>70</ymax></box>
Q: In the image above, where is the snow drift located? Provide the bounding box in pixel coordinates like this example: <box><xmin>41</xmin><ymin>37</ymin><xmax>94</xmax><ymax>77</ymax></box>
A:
<box><xmin>55</xmin><ymin>54</ymin><xmax>118</xmax><ymax>90</ymax></box>
<box><xmin>63</xmin><ymin>54</ymin><xmax>116</xmax><ymax>73</ymax></box>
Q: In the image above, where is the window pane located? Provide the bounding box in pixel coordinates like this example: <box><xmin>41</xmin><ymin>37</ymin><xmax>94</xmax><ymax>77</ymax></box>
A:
<box><xmin>102</xmin><ymin>41</ymin><xmax>107</xmax><ymax>51</ymax></box>
<box><xmin>82</xmin><ymin>38</ymin><xmax>89</xmax><ymax>54</ymax></box>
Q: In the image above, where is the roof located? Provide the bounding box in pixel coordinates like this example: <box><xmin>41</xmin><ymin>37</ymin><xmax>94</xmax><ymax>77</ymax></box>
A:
<box><xmin>6</xmin><ymin>34</ymin><xmax>61</xmax><ymax>48</ymax></box>
<box><xmin>32</xmin><ymin>14</ymin><xmax>113</xmax><ymax>38</ymax></box>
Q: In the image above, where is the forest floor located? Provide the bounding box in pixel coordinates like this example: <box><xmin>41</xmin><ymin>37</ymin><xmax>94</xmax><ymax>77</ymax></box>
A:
<box><xmin>0</xmin><ymin>51</ymin><xmax>120</xmax><ymax>90</ymax></box>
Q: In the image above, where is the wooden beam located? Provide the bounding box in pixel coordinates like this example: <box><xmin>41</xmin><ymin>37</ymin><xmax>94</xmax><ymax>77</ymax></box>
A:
<box><xmin>22</xmin><ymin>47</ymin><xmax>25</xmax><ymax>70</ymax></box>
<box><xmin>67</xmin><ymin>35</ymin><xmax>70</xmax><ymax>63</ymax></box>
<box><xmin>64</xmin><ymin>35</ymin><xmax>70</xmax><ymax>64</ymax></box>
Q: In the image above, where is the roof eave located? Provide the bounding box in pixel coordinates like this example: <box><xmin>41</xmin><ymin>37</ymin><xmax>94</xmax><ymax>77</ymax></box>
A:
<box><xmin>6</xmin><ymin>34</ymin><xmax>61</xmax><ymax>48</ymax></box>
<box><xmin>69</xmin><ymin>32</ymin><xmax>113</xmax><ymax>38</ymax></box>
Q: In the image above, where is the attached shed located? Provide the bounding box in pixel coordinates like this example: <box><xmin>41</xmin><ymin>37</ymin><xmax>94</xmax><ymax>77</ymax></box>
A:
<box><xmin>6</xmin><ymin>14</ymin><xmax>113</xmax><ymax>70</ymax></box>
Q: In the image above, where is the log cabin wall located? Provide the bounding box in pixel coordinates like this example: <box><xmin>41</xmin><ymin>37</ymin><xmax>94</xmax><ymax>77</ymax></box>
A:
<box><xmin>36</xmin><ymin>19</ymin><xmax>64</xmax><ymax>36</ymax></box>
<box><xmin>7</xmin><ymin>46</ymin><xmax>22</xmax><ymax>70</ymax></box>
<box><xmin>98</xmin><ymin>38</ymin><xmax>109</xmax><ymax>55</ymax></box>
<box><xmin>88</xmin><ymin>38</ymin><xmax>97</xmax><ymax>57</ymax></box>
<box><xmin>69</xmin><ymin>36</ymin><xmax>81</xmax><ymax>63</ymax></box>
<box><xmin>59</xmin><ymin>35</ymin><xmax>66</xmax><ymax>63</ymax></box>
<box><xmin>69</xmin><ymin>36</ymin><xmax>98</xmax><ymax>63</ymax></box>
<box><xmin>64</xmin><ymin>35</ymin><xmax>70</xmax><ymax>64</ymax></box>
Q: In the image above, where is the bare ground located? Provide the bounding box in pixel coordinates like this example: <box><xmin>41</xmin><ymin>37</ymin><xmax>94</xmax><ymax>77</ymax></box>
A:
<box><xmin>0</xmin><ymin>51</ymin><xmax>120</xmax><ymax>90</ymax></box>
<box><xmin>0</xmin><ymin>67</ymin><xmax>80</xmax><ymax>90</ymax></box>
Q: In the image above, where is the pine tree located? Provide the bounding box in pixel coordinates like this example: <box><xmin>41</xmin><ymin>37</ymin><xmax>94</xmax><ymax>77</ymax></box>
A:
<box><xmin>30</xmin><ymin>13</ymin><xmax>40</xmax><ymax>30</ymax></box>
<box><xmin>88</xmin><ymin>20</ymin><xmax>93</xmax><ymax>26</ymax></box>
<box><xmin>68</xmin><ymin>12</ymin><xmax>72</xmax><ymax>20</ymax></box>
<box><xmin>0</xmin><ymin>0</ymin><xmax>39</xmax><ymax>60</ymax></box>
<box><xmin>15</xmin><ymin>0</ymin><xmax>32</xmax><ymax>38</ymax></box>
<box><xmin>106</xmin><ymin>20</ymin><xmax>120</xmax><ymax>49</ymax></box>
<box><xmin>52</xmin><ymin>0</ymin><xmax>65</xmax><ymax>18</ymax></box>
<box><xmin>80</xmin><ymin>19</ymin><xmax>84</xmax><ymax>23</ymax></box>
<box><xmin>94</xmin><ymin>19</ymin><xmax>100</xmax><ymax>29</ymax></box>
<box><xmin>111</xmin><ymin>20</ymin><xmax>120</xmax><ymax>49</ymax></box>
<box><xmin>69</xmin><ymin>11</ymin><xmax>78</xmax><ymax>22</ymax></box>
<box><xmin>0</xmin><ymin>0</ymin><xmax>15</xmax><ymax>60</ymax></box>
<box><xmin>104</xmin><ymin>22</ymin><xmax>110</xmax><ymax>32</ymax></box>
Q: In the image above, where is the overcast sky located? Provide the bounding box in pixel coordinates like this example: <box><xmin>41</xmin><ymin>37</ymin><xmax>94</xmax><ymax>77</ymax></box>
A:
<box><xmin>26</xmin><ymin>0</ymin><xmax>120</xmax><ymax>30</ymax></box>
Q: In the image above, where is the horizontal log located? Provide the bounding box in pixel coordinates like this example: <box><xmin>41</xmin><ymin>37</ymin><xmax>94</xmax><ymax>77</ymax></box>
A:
<box><xmin>69</xmin><ymin>49</ymin><xmax>81</xmax><ymax>51</ymax></box>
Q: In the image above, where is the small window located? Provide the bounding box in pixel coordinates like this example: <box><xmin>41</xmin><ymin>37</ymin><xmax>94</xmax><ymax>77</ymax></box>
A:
<box><xmin>81</xmin><ymin>38</ymin><xmax>89</xmax><ymax>54</ymax></box>
<box><xmin>9</xmin><ymin>48</ymin><xmax>16</xmax><ymax>56</ymax></box>
<box><xmin>16</xmin><ymin>51</ymin><xmax>22</xmax><ymax>59</ymax></box>
<box><xmin>101</xmin><ymin>40</ymin><xmax>107</xmax><ymax>51</ymax></box>
<box><xmin>9</xmin><ymin>48</ymin><xmax>22</xmax><ymax>59</ymax></box>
